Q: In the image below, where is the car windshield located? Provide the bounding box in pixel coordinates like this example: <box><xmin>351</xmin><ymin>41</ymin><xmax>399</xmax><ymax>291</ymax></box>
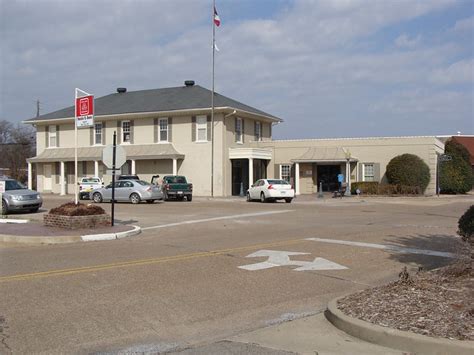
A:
<box><xmin>135</xmin><ymin>180</ymin><xmax>151</xmax><ymax>186</ymax></box>
<box><xmin>5</xmin><ymin>180</ymin><xmax>27</xmax><ymax>190</ymax></box>
<box><xmin>82</xmin><ymin>178</ymin><xmax>100</xmax><ymax>183</ymax></box>
<box><xmin>267</xmin><ymin>179</ymin><xmax>289</xmax><ymax>185</ymax></box>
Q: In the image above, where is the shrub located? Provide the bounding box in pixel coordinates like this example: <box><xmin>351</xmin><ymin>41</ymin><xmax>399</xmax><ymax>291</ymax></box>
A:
<box><xmin>440</xmin><ymin>140</ymin><xmax>473</xmax><ymax>194</ymax></box>
<box><xmin>49</xmin><ymin>202</ymin><xmax>106</xmax><ymax>216</ymax></box>
<box><xmin>458</xmin><ymin>205</ymin><xmax>474</xmax><ymax>260</ymax></box>
<box><xmin>377</xmin><ymin>184</ymin><xmax>422</xmax><ymax>195</ymax></box>
<box><xmin>386</xmin><ymin>154</ymin><xmax>430</xmax><ymax>193</ymax></box>
<box><xmin>351</xmin><ymin>182</ymin><xmax>379</xmax><ymax>195</ymax></box>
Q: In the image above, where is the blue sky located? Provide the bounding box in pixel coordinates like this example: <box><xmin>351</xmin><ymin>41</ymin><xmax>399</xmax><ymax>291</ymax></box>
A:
<box><xmin>0</xmin><ymin>0</ymin><xmax>472</xmax><ymax>139</ymax></box>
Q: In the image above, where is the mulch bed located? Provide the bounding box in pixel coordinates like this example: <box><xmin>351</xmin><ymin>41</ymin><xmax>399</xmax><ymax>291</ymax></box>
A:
<box><xmin>338</xmin><ymin>262</ymin><xmax>474</xmax><ymax>341</ymax></box>
<box><xmin>49</xmin><ymin>202</ymin><xmax>105</xmax><ymax>216</ymax></box>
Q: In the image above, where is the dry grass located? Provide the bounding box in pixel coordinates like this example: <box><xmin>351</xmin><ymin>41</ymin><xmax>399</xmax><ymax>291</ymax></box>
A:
<box><xmin>49</xmin><ymin>202</ymin><xmax>106</xmax><ymax>216</ymax></box>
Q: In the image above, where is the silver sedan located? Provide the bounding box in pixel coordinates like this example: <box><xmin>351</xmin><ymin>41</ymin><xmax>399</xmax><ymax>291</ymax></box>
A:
<box><xmin>1</xmin><ymin>178</ymin><xmax>43</xmax><ymax>214</ymax></box>
<box><xmin>90</xmin><ymin>180</ymin><xmax>164</xmax><ymax>204</ymax></box>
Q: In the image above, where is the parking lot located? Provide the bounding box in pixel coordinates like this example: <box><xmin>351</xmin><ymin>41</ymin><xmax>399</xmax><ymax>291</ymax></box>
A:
<box><xmin>0</xmin><ymin>194</ymin><xmax>471</xmax><ymax>353</ymax></box>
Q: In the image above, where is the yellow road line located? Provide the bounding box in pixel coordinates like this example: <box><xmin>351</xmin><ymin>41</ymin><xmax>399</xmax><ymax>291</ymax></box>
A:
<box><xmin>0</xmin><ymin>238</ymin><xmax>306</xmax><ymax>283</ymax></box>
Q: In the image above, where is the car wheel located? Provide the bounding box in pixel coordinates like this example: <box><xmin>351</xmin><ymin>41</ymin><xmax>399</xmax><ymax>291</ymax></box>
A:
<box><xmin>260</xmin><ymin>192</ymin><xmax>266</xmax><ymax>203</ymax></box>
<box><xmin>285</xmin><ymin>198</ymin><xmax>293</xmax><ymax>203</ymax></box>
<box><xmin>187</xmin><ymin>195</ymin><xmax>192</xmax><ymax>202</ymax></box>
<box><xmin>78</xmin><ymin>194</ymin><xmax>83</xmax><ymax>200</ymax></box>
<box><xmin>1</xmin><ymin>199</ymin><xmax>7</xmax><ymax>215</ymax></box>
<box><xmin>130</xmin><ymin>193</ymin><xmax>141</xmax><ymax>204</ymax></box>
<box><xmin>247</xmin><ymin>192</ymin><xmax>251</xmax><ymax>202</ymax></box>
<box><xmin>146</xmin><ymin>200</ymin><xmax>154</xmax><ymax>204</ymax></box>
<box><xmin>92</xmin><ymin>192</ymin><xmax>103</xmax><ymax>203</ymax></box>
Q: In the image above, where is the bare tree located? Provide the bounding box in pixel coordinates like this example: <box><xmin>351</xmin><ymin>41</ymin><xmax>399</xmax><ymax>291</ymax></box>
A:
<box><xmin>0</xmin><ymin>120</ymin><xmax>36</xmax><ymax>182</ymax></box>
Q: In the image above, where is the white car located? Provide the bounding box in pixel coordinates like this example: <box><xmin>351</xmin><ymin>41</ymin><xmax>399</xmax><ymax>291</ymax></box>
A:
<box><xmin>78</xmin><ymin>176</ymin><xmax>104</xmax><ymax>200</ymax></box>
<box><xmin>247</xmin><ymin>179</ymin><xmax>295</xmax><ymax>203</ymax></box>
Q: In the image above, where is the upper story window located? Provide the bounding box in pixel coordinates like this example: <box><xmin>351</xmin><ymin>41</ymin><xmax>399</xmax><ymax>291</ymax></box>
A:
<box><xmin>94</xmin><ymin>122</ymin><xmax>103</xmax><ymax>145</ymax></box>
<box><xmin>255</xmin><ymin>121</ymin><xmax>261</xmax><ymax>141</ymax></box>
<box><xmin>280</xmin><ymin>164</ymin><xmax>291</xmax><ymax>183</ymax></box>
<box><xmin>122</xmin><ymin>121</ymin><xmax>131</xmax><ymax>143</ymax></box>
<box><xmin>235</xmin><ymin>117</ymin><xmax>243</xmax><ymax>143</ymax></box>
<box><xmin>48</xmin><ymin>125</ymin><xmax>57</xmax><ymax>147</ymax></box>
<box><xmin>196</xmin><ymin>115</ymin><xmax>207</xmax><ymax>142</ymax></box>
<box><xmin>363</xmin><ymin>163</ymin><xmax>375</xmax><ymax>182</ymax></box>
<box><xmin>159</xmin><ymin>118</ymin><xmax>168</xmax><ymax>142</ymax></box>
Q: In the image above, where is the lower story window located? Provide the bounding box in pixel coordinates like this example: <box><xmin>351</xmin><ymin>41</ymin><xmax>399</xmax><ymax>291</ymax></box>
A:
<box><xmin>281</xmin><ymin>164</ymin><xmax>291</xmax><ymax>183</ymax></box>
<box><xmin>363</xmin><ymin>163</ymin><xmax>375</xmax><ymax>181</ymax></box>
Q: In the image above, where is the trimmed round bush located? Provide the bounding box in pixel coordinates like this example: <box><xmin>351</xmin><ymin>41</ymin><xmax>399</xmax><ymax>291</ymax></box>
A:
<box><xmin>440</xmin><ymin>140</ymin><xmax>473</xmax><ymax>194</ymax></box>
<box><xmin>386</xmin><ymin>154</ymin><xmax>430</xmax><ymax>193</ymax></box>
<box><xmin>458</xmin><ymin>205</ymin><xmax>474</xmax><ymax>259</ymax></box>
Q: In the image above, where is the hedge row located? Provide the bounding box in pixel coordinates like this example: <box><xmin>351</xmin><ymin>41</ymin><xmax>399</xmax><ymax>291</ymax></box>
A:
<box><xmin>351</xmin><ymin>182</ymin><xmax>423</xmax><ymax>196</ymax></box>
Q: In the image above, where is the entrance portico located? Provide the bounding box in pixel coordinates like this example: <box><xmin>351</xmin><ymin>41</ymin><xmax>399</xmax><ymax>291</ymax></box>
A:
<box><xmin>229</xmin><ymin>148</ymin><xmax>272</xmax><ymax>196</ymax></box>
<box><xmin>291</xmin><ymin>147</ymin><xmax>357</xmax><ymax>194</ymax></box>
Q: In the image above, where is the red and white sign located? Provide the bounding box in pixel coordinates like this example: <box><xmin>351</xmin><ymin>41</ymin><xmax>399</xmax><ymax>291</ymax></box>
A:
<box><xmin>75</xmin><ymin>89</ymin><xmax>94</xmax><ymax>128</ymax></box>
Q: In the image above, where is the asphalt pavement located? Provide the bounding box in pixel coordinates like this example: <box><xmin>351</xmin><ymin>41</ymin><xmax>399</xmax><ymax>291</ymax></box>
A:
<box><xmin>0</xmin><ymin>193</ymin><xmax>471</xmax><ymax>354</ymax></box>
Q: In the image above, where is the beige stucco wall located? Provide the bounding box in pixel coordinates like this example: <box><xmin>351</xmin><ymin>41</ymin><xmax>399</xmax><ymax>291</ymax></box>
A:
<box><xmin>252</xmin><ymin>136</ymin><xmax>444</xmax><ymax>195</ymax></box>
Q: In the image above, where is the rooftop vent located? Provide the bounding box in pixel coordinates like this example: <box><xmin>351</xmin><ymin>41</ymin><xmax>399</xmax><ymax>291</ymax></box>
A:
<box><xmin>184</xmin><ymin>80</ymin><xmax>195</xmax><ymax>87</ymax></box>
<box><xmin>117</xmin><ymin>87</ymin><xmax>127</xmax><ymax>93</ymax></box>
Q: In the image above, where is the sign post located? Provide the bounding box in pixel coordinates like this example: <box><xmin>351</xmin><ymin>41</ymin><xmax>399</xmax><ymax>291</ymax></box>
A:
<box><xmin>102</xmin><ymin>132</ymin><xmax>126</xmax><ymax>226</ymax></box>
<box><xmin>74</xmin><ymin>88</ymin><xmax>94</xmax><ymax>205</ymax></box>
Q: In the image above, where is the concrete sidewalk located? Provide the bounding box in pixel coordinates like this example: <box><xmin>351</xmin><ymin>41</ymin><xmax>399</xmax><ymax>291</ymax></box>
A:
<box><xmin>176</xmin><ymin>311</ymin><xmax>401</xmax><ymax>355</ymax></box>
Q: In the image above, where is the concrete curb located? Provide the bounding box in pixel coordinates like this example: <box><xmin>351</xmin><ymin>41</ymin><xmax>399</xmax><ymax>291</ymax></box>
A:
<box><xmin>325</xmin><ymin>297</ymin><xmax>474</xmax><ymax>355</ymax></box>
<box><xmin>0</xmin><ymin>219</ymin><xmax>29</xmax><ymax>224</ymax></box>
<box><xmin>81</xmin><ymin>225</ymin><xmax>141</xmax><ymax>241</ymax></box>
<box><xmin>0</xmin><ymin>225</ymin><xmax>141</xmax><ymax>244</ymax></box>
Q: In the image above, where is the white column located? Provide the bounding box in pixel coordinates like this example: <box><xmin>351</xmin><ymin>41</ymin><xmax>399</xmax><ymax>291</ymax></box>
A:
<box><xmin>346</xmin><ymin>161</ymin><xmax>350</xmax><ymax>183</ymax></box>
<box><xmin>60</xmin><ymin>161</ymin><xmax>66</xmax><ymax>196</ymax></box>
<box><xmin>172</xmin><ymin>158</ymin><xmax>177</xmax><ymax>175</ymax></box>
<box><xmin>131</xmin><ymin>160</ymin><xmax>136</xmax><ymax>175</ymax></box>
<box><xmin>27</xmin><ymin>162</ymin><xmax>32</xmax><ymax>189</ymax></box>
<box><xmin>94</xmin><ymin>161</ymin><xmax>99</xmax><ymax>177</ymax></box>
<box><xmin>248</xmin><ymin>158</ymin><xmax>254</xmax><ymax>189</ymax></box>
<box><xmin>295</xmin><ymin>162</ymin><xmax>300</xmax><ymax>195</ymax></box>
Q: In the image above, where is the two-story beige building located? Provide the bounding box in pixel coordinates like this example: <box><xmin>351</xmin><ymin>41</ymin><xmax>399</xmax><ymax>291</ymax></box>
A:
<box><xmin>25</xmin><ymin>81</ymin><xmax>445</xmax><ymax>196</ymax></box>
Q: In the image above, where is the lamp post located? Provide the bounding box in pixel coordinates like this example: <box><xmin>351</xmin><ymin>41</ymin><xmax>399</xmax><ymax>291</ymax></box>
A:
<box><xmin>344</xmin><ymin>150</ymin><xmax>352</xmax><ymax>196</ymax></box>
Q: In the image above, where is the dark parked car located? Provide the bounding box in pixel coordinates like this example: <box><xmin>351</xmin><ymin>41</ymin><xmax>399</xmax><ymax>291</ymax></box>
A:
<box><xmin>1</xmin><ymin>178</ymin><xmax>43</xmax><ymax>214</ymax></box>
<box><xmin>153</xmin><ymin>175</ymin><xmax>193</xmax><ymax>201</ymax></box>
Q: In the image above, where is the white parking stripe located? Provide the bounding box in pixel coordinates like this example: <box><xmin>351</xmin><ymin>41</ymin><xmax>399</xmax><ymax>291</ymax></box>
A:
<box><xmin>305</xmin><ymin>237</ymin><xmax>457</xmax><ymax>258</ymax></box>
<box><xmin>141</xmin><ymin>210</ymin><xmax>293</xmax><ymax>231</ymax></box>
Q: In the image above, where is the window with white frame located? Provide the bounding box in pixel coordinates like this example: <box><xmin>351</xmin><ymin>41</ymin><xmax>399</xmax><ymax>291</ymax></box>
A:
<box><xmin>122</xmin><ymin>121</ymin><xmax>131</xmax><ymax>143</ymax></box>
<box><xmin>255</xmin><ymin>121</ymin><xmax>261</xmax><ymax>141</ymax></box>
<box><xmin>48</xmin><ymin>125</ymin><xmax>57</xmax><ymax>147</ymax></box>
<box><xmin>94</xmin><ymin>122</ymin><xmax>102</xmax><ymax>145</ymax></box>
<box><xmin>235</xmin><ymin>118</ymin><xmax>243</xmax><ymax>143</ymax></box>
<box><xmin>363</xmin><ymin>163</ymin><xmax>375</xmax><ymax>181</ymax></box>
<box><xmin>280</xmin><ymin>164</ymin><xmax>291</xmax><ymax>183</ymax></box>
<box><xmin>196</xmin><ymin>115</ymin><xmax>207</xmax><ymax>142</ymax></box>
<box><xmin>159</xmin><ymin>118</ymin><xmax>168</xmax><ymax>142</ymax></box>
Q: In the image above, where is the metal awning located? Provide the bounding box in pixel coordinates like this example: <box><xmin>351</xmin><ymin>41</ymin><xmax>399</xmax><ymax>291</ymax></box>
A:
<box><xmin>27</xmin><ymin>144</ymin><xmax>184</xmax><ymax>163</ymax></box>
<box><xmin>291</xmin><ymin>147</ymin><xmax>358</xmax><ymax>163</ymax></box>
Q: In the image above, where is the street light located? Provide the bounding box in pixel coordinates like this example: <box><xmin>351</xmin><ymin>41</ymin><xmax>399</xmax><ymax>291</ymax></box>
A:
<box><xmin>344</xmin><ymin>150</ymin><xmax>352</xmax><ymax>196</ymax></box>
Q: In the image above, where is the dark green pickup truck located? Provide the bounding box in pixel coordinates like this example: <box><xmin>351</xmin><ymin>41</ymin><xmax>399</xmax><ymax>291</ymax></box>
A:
<box><xmin>151</xmin><ymin>175</ymin><xmax>193</xmax><ymax>201</ymax></box>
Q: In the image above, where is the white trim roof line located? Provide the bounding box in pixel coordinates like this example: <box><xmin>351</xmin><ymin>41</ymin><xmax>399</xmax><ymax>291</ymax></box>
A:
<box><xmin>272</xmin><ymin>135</ymin><xmax>456</xmax><ymax>142</ymax></box>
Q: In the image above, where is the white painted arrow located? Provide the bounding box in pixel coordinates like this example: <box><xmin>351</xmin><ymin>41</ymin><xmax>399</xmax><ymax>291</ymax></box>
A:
<box><xmin>238</xmin><ymin>250</ymin><xmax>348</xmax><ymax>272</ymax></box>
<box><xmin>238</xmin><ymin>250</ymin><xmax>309</xmax><ymax>271</ymax></box>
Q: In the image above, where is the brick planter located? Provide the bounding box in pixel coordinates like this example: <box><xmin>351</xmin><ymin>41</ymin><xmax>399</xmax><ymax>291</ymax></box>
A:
<box><xmin>44</xmin><ymin>213</ymin><xmax>111</xmax><ymax>230</ymax></box>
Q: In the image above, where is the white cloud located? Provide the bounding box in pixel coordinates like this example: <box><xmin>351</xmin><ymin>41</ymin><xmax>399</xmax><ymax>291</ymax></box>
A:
<box><xmin>395</xmin><ymin>34</ymin><xmax>422</xmax><ymax>48</ymax></box>
<box><xmin>453</xmin><ymin>16</ymin><xmax>474</xmax><ymax>32</ymax></box>
<box><xmin>430</xmin><ymin>59</ymin><xmax>474</xmax><ymax>85</ymax></box>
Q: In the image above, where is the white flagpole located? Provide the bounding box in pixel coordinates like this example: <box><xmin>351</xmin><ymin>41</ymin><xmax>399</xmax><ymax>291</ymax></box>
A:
<box><xmin>74</xmin><ymin>88</ymin><xmax>78</xmax><ymax>205</ymax></box>
<box><xmin>211</xmin><ymin>0</ymin><xmax>216</xmax><ymax>197</ymax></box>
